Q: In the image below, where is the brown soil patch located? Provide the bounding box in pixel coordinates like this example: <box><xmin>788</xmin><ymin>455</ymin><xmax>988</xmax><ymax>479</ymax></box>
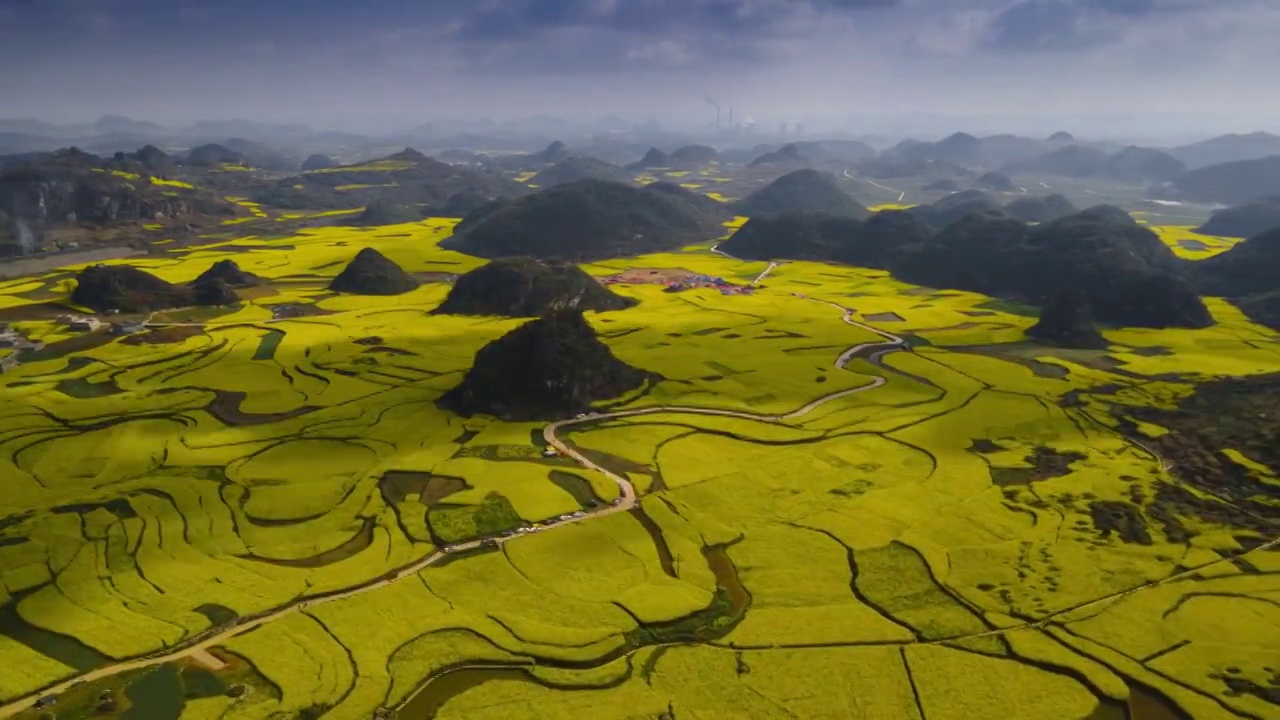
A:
<box><xmin>235</xmin><ymin>286</ymin><xmax>280</xmax><ymax>301</ymax></box>
<box><xmin>0</xmin><ymin>246</ymin><xmax>145</xmax><ymax>280</ymax></box>
<box><xmin>0</xmin><ymin>302</ymin><xmax>80</xmax><ymax>323</ymax></box>
<box><xmin>604</xmin><ymin>268</ymin><xmax>698</xmax><ymax>284</ymax></box>
<box><xmin>205</xmin><ymin>390</ymin><xmax>319</xmax><ymax>426</ymax></box>
<box><xmin>121</xmin><ymin>326</ymin><xmax>205</xmax><ymax>345</ymax></box>
<box><xmin>269</xmin><ymin>303</ymin><xmax>333</xmax><ymax>319</ymax></box>
<box><xmin>190</xmin><ymin>649</ymin><xmax>226</xmax><ymax>671</ymax></box>
<box><xmin>380</xmin><ymin>471</ymin><xmax>469</xmax><ymax>507</ymax></box>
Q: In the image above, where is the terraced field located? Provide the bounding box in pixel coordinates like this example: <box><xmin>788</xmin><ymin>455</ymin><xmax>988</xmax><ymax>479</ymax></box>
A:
<box><xmin>0</xmin><ymin>219</ymin><xmax>1276</xmax><ymax>720</ymax></box>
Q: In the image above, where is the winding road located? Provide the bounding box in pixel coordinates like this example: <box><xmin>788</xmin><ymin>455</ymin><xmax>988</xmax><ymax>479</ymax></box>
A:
<box><xmin>843</xmin><ymin>169</ymin><xmax>907</xmax><ymax>203</ymax></box>
<box><xmin>0</xmin><ymin>257</ymin><xmax>1243</xmax><ymax>719</ymax></box>
<box><xmin>0</xmin><ymin>289</ymin><xmax>909</xmax><ymax>719</ymax></box>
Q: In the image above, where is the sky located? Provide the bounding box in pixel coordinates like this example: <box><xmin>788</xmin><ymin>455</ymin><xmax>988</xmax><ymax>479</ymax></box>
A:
<box><xmin>1</xmin><ymin>0</ymin><xmax>1278</xmax><ymax>138</ymax></box>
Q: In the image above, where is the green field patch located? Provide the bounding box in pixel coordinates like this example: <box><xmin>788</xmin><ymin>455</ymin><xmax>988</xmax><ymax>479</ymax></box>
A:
<box><xmin>625</xmin><ymin>543</ymin><xmax>748</xmax><ymax>646</ymax></box>
<box><xmin>854</xmin><ymin>542</ymin><xmax>989</xmax><ymax>641</ymax></box>
<box><xmin>0</xmin><ymin>592</ymin><xmax>110</xmax><ymax>672</ymax></box>
<box><xmin>205</xmin><ymin>390</ymin><xmax>319</xmax><ymax>426</ymax></box>
<box><xmin>242</xmin><ymin>517</ymin><xmax>377</xmax><ymax>568</ymax></box>
<box><xmin>428</xmin><ymin>493</ymin><xmax>523</xmax><ymax>544</ymax></box>
<box><xmin>976</xmin><ymin>298</ymin><xmax>1040</xmax><ymax>318</ymax></box>
<box><xmin>251</xmin><ymin>329</ymin><xmax>285</xmax><ymax>360</ymax></box>
<box><xmin>193</xmin><ymin>603</ymin><xmax>237</xmax><ymax>626</ymax></box>
<box><xmin>547</xmin><ymin>470</ymin><xmax>602</xmax><ymax>507</ymax></box>
<box><xmin>989</xmin><ymin>446</ymin><xmax>1088</xmax><ymax>486</ymax></box>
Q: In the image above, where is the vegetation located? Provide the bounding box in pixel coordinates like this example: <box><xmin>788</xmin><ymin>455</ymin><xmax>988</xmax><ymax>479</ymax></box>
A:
<box><xmin>734</xmin><ymin>169</ymin><xmax>869</xmax><ymax>219</ymax></box>
<box><xmin>328</xmin><ymin>248</ymin><xmax>419</xmax><ymax>295</ymax></box>
<box><xmin>1197</xmin><ymin>197</ymin><xmax>1280</xmax><ymax>238</ymax></box>
<box><xmin>0</xmin><ymin>195</ymin><xmax>1274</xmax><ymax>720</ymax></box>
<box><xmin>442</xmin><ymin>179</ymin><xmax>728</xmax><ymax>261</ymax></box>
<box><xmin>1003</xmin><ymin>193</ymin><xmax>1078</xmax><ymax>223</ymax></box>
<box><xmin>438</xmin><ymin>310</ymin><xmax>655</xmax><ymax>420</ymax></box>
<box><xmin>432</xmin><ymin>257</ymin><xmax>636</xmax><ymax>317</ymax></box>
<box><xmin>1170</xmin><ymin>155</ymin><xmax>1280</xmax><ymax>204</ymax></box>
<box><xmin>529</xmin><ymin>156</ymin><xmax>633</xmax><ymax>187</ymax></box>
<box><xmin>1026</xmin><ymin>289</ymin><xmax>1107</xmax><ymax>349</ymax></box>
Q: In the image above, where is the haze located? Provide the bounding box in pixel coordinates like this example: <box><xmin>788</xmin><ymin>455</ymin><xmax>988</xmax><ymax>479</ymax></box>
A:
<box><xmin>2</xmin><ymin>0</ymin><xmax>1278</xmax><ymax>141</ymax></box>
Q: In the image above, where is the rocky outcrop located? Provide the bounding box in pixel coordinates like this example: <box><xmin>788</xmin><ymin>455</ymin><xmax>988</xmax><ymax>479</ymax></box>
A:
<box><xmin>0</xmin><ymin>151</ymin><xmax>234</xmax><ymax>230</ymax></box>
<box><xmin>432</xmin><ymin>257</ymin><xmax>636</xmax><ymax>317</ymax></box>
<box><xmin>735</xmin><ymin>169</ymin><xmax>868</xmax><ymax>219</ymax></box>
<box><xmin>438</xmin><ymin>310</ymin><xmax>655</xmax><ymax>421</ymax></box>
<box><xmin>328</xmin><ymin>248</ymin><xmax>419</xmax><ymax>295</ymax></box>
<box><xmin>1026</xmin><ymin>290</ymin><xmax>1107</xmax><ymax>348</ymax></box>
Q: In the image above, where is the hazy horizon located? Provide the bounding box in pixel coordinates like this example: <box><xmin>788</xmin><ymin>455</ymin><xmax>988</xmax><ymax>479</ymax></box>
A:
<box><xmin>3</xmin><ymin>0</ymin><xmax>1278</xmax><ymax>141</ymax></box>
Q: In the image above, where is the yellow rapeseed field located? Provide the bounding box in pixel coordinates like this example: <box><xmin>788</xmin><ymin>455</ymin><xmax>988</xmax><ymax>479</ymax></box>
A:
<box><xmin>0</xmin><ymin>211</ymin><xmax>1274</xmax><ymax>720</ymax></box>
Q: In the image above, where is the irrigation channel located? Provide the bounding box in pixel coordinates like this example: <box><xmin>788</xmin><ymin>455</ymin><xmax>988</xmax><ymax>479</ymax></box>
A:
<box><xmin>1</xmin><ymin>263</ymin><xmax>1271</xmax><ymax>720</ymax></box>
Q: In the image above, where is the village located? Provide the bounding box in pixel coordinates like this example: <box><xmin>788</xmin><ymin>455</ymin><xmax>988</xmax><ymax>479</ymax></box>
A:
<box><xmin>599</xmin><ymin>268</ymin><xmax>755</xmax><ymax>295</ymax></box>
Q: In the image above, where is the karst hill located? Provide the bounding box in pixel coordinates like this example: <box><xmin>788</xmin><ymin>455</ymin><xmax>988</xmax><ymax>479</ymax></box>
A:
<box><xmin>441</xmin><ymin>179</ymin><xmax>728</xmax><ymax>261</ymax></box>
<box><xmin>437</xmin><ymin>310</ymin><xmax>655</xmax><ymax>421</ymax></box>
<box><xmin>735</xmin><ymin>169</ymin><xmax>869</xmax><ymax>219</ymax></box>
<box><xmin>432</xmin><ymin>257</ymin><xmax>636</xmax><ymax>317</ymax></box>
<box><xmin>254</xmin><ymin>148</ymin><xmax>525</xmax><ymax>210</ymax></box>
<box><xmin>724</xmin><ymin>204</ymin><xmax>1212</xmax><ymax>329</ymax></box>
<box><xmin>71</xmin><ymin>262</ymin><xmax>243</xmax><ymax>312</ymax></box>
<box><xmin>328</xmin><ymin>248</ymin><xmax>419</xmax><ymax>295</ymax></box>
<box><xmin>529</xmin><ymin>156</ymin><xmax>633</xmax><ymax>187</ymax></box>
<box><xmin>1026</xmin><ymin>290</ymin><xmax>1107</xmax><ymax>349</ymax></box>
<box><xmin>1196</xmin><ymin>197</ymin><xmax>1280</xmax><ymax>238</ymax></box>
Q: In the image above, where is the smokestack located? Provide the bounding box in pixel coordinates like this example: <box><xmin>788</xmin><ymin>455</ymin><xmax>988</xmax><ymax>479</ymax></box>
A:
<box><xmin>729</xmin><ymin>107</ymin><xmax>734</xmax><ymax>130</ymax></box>
<box><xmin>703</xmin><ymin>92</ymin><xmax>721</xmax><ymax>132</ymax></box>
<box><xmin>15</xmin><ymin>219</ymin><xmax>34</xmax><ymax>255</ymax></box>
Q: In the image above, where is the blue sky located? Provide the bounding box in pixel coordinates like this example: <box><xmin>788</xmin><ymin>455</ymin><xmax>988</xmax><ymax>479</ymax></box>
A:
<box><xmin>1</xmin><ymin>0</ymin><xmax>1276</xmax><ymax>133</ymax></box>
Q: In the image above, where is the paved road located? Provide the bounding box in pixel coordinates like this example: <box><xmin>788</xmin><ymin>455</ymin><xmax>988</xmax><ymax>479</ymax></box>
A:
<box><xmin>0</xmin><ymin>290</ymin><xmax>907</xmax><ymax>720</ymax></box>
<box><xmin>843</xmin><ymin>169</ymin><xmax>906</xmax><ymax>203</ymax></box>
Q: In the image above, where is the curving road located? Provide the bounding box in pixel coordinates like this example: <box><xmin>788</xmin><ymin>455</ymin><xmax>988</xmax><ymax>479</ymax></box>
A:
<box><xmin>0</xmin><ymin>292</ymin><xmax>907</xmax><ymax>719</ymax></box>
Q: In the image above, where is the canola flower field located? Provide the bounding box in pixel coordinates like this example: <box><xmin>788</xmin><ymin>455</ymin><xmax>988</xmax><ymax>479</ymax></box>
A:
<box><xmin>0</xmin><ymin>218</ymin><xmax>1276</xmax><ymax>720</ymax></box>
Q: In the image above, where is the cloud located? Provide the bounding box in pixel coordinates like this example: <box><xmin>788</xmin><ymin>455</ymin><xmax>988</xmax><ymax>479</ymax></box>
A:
<box><xmin>0</xmin><ymin>0</ymin><xmax>1276</xmax><ymax>131</ymax></box>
